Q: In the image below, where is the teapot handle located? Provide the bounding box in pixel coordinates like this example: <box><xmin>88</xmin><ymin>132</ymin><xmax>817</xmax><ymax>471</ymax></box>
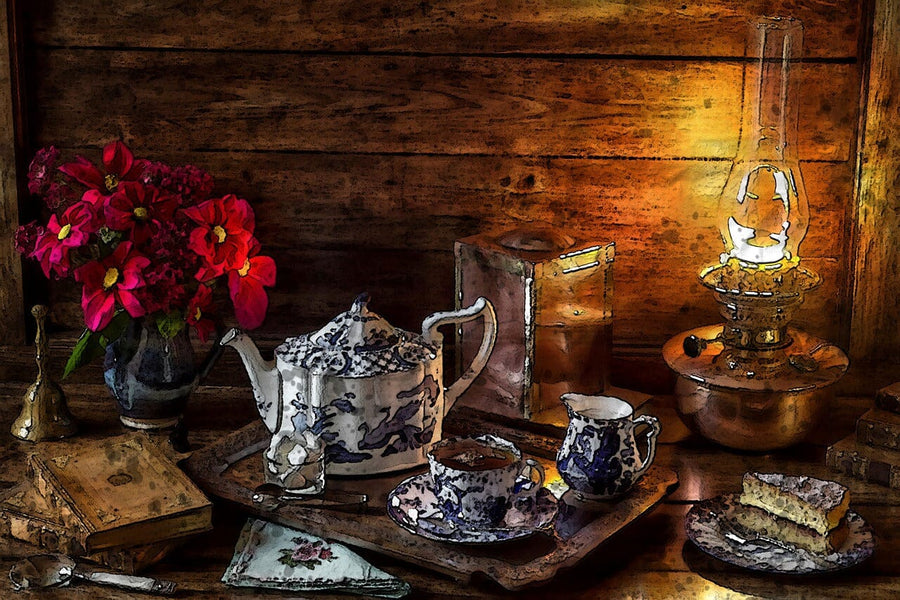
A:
<box><xmin>422</xmin><ymin>297</ymin><xmax>497</xmax><ymax>413</ymax></box>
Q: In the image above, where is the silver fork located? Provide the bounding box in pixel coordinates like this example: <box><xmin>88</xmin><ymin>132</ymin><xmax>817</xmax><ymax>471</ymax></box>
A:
<box><xmin>708</xmin><ymin>510</ymin><xmax>795</xmax><ymax>551</ymax></box>
<box><xmin>707</xmin><ymin>510</ymin><xmax>833</xmax><ymax>569</ymax></box>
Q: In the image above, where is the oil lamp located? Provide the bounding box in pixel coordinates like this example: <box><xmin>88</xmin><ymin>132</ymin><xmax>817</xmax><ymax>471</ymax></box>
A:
<box><xmin>663</xmin><ymin>17</ymin><xmax>849</xmax><ymax>451</ymax></box>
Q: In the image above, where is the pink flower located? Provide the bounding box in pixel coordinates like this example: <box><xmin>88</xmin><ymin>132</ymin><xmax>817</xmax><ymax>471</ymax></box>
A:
<box><xmin>138</xmin><ymin>263</ymin><xmax>186</xmax><ymax>315</ymax></box>
<box><xmin>43</xmin><ymin>182</ymin><xmax>79</xmax><ymax>211</ymax></box>
<box><xmin>227</xmin><ymin>240</ymin><xmax>275</xmax><ymax>330</ymax></box>
<box><xmin>14</xmin><ymin>221</ymin><xmax>45</xmax><ymax>255</ymax></box>
<box><xmin>31</xmin><ymin>201</ymin><xmax>96</xmax><ymax>278</ymax></box>
<box><xmin>75</xmin><ymin>242</ymin><xmax>150</xmax><ymax>331</ymax></box>
<box><xmin>59</xmin><ymin>141</ymin><xmax>148</xmax><ymax>195</ymax></box>
<box><xmin>186</xmin><ymin>285</ymin><xmax>216</xmax><ymax>342</ymax></box>
<box><xmin>104</xmin><ymin>182</ymin><xmax>177</xmax><ymax>245</ymax></box>
<box><xmin>27</xmin><ymin>146</ymin><xmax>60</xmax><ymax>195</ymax></box>
<box><xmin>184</xmin><ymin>194</ymin><xmax>255</xmax><ymax>280</ymax></box>
<box><xmin>142</xmin><ymin>162</ymin><xmax>215</xmax><ymax>207</ymax></box>
<box><xmin>291</xmin><ymin>542</ymin><xmax>319</xmax><ymax>563</ymax></box>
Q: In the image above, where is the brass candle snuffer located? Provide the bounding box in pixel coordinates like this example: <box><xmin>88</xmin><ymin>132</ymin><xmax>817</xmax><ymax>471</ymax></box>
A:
<box><xmin>11</xmin><ymin>305</ymin><xmax>78</xmax><ymax>442</ymax></box>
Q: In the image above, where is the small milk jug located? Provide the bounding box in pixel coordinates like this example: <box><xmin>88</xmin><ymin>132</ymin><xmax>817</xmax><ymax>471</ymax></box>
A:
<box><xmin>556</xmin><ymin>394</ymin><xmax>661</xmax><ymax>500</ymax></box>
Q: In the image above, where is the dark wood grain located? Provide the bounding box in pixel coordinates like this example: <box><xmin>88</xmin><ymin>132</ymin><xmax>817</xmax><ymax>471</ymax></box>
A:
<box><xmin>25</xmin><ymin>0</ymin><xmax>861</xmax><ymax>59</ymax></box>
<box><xmin>30</xmin><ymin>51</ymin><xmax>857</xmax><ymax>161</ymax></box>
<box><xmin>26</xmin><ymin>151</ymin><xmax>853</xmax><ymax>348</ymax></box>
<box><xmin>0</xmin><ymin>0</ymin><xmax>24</xmax><ymax>343</ymax></box>
<box><xmin>850</xmin><ymin>0</ymin><xmax>900</xmax><ymax>364</ymax></box>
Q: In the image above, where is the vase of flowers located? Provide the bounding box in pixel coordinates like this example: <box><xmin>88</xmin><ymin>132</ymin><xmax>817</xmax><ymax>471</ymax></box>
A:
<box><xmin>15</xmin><ymin>141</ymin><xmax>276</xmax><ymax>429</ymax></box>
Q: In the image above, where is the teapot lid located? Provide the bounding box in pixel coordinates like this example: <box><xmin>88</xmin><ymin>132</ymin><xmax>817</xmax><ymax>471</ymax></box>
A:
<box><xmin>275</xmin><ymin>294</ymin><xmax>435</xmax><ymax>376</ymax></box>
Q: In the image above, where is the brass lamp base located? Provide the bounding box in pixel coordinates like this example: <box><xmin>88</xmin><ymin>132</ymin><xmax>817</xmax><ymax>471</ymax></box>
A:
<box><xmin>663</xmin><ymin>324</ymin><xmax>848</xmax><ymax>451</ymax></box>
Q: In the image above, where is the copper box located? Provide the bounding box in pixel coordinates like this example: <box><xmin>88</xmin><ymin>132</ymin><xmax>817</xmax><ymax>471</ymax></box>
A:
<box><xmin>455</xmin><ymin>228</ymin><xmax>614</xmax><ymax>419</ymax></box>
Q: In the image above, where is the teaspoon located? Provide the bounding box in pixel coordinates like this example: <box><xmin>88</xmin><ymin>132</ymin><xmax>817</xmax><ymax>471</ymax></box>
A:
<box><xmin>9</xmin><ymin>553</ymin><xmax>176</xmax><ymax>595</ymax></box>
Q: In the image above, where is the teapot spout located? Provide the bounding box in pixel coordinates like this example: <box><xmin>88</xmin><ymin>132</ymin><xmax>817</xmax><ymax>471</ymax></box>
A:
<box><xmin>221</xmin><ymin>328</ymin><xmax>281</xmax><ymax>433</ymax></box>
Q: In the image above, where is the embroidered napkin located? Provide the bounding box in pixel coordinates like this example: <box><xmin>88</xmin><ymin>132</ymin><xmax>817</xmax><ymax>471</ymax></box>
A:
<box><xmin>222</xmin><ymin>519</ymin><xmax>410</xmax><ymax>598</ymax></box>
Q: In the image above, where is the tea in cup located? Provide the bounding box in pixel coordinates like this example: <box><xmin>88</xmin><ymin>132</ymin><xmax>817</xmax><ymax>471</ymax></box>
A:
<box><xmin>428</xmin><ymin>434</ymin><xmax>544</xmax><ymax>527</ymax></box>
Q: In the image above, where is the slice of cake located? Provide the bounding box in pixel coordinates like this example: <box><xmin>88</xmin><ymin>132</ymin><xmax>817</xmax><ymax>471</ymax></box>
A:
<box><xmin>732</xmin><ymin>503</ymin><xmax>849</xmax><ymax>554</ymax></box>
<box><xmin>739</xmin><ymin>472</ymin><xmax>850</xmax><ymax>536</ymax></box>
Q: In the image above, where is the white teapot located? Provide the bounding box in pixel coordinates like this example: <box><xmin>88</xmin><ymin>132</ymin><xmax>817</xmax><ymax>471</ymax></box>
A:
<box><xmin>222</xmin><ymin>294</ymin><xmax>496</xmax><ymax>480</ymax></box>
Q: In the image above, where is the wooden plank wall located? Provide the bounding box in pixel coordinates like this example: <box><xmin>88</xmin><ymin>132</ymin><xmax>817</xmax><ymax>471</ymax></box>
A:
<box><xmin>0</xmin><ymin>0</ymin><xmax>24</xmax><ymax>343</ymax></box>
<box><xmin>15</xmin><ymin>1</ymin><xmax>869</xmax><ymax>386</ymax></box>
<box><xmin>851</xmin><ymin>0</ymin><xmax>900</xmax><ymax>364</ymax></box>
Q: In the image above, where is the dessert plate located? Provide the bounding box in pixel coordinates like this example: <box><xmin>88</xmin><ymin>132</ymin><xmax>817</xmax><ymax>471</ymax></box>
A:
<box><xmin>387</xmin><ymin>472</ymin><xmax>558</xmax><ymax>544</ymax></box>
<box><xmin>685</xmin><ymin>493</ymin><xmax>875</xmax><ymax>574</ymax></box>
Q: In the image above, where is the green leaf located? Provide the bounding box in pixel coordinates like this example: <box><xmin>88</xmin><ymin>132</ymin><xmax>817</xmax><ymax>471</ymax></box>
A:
<box><xmin>156</xmin><ymin>311</ymin><xmax>186</xmax><ymax>339</ymax></box>
<box><xmin>62</xmin><ymin>329</ymin><xmax>105</xmax><ymax>379</ymax></box>
<box><xmin>100</xmin><ymin>311</ymin><xmax>131</xmax><ymax>346</ymax></box>
<box><xmin>61</xmin><ymin>311</ymin><xmax>131</xmax><ymax>379</ymax></box>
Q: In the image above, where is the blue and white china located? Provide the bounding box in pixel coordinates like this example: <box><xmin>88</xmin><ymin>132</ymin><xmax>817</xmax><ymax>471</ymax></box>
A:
<box><xmin>556</xmin><ymin>394</ymin><xmax>661</xmax><ymax>501</ymax></box>
<box><xmin>685</xmin><ymin>494</ymin><xmax>875</xmax><ymax>574</ymax></box>
<box><xmin>427</xmin><ymin>434</ymin><xmax>544</xmax><ymax>527</ymax></box>
<box><xmin>222</xmin><ymin>294</ymin><xmax>497</xmax><ymax>477</ymax></box>
<box><xmin>387</xmin><ymin>472</ymin><xmax>557</xmax><ymax>544</ymax></box>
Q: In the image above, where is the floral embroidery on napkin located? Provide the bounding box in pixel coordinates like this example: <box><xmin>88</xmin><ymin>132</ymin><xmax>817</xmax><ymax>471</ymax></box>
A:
<box><xmin>279</xmin><ymin>537</ymin><xmax>335</xmax><ymax>570</ymax></box>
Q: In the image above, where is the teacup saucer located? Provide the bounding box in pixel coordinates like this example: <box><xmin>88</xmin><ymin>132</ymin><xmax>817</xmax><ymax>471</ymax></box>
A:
<box><xmin>386</xmin><ymin>472</ymin><xmax>558</xmax><ymax>544</ymax></box>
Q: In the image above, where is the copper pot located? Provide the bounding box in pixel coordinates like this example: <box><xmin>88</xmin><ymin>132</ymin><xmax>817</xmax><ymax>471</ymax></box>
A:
<box><xmin>663</xmin><ymin>324</ymin><xmax>848</xmax><ymax>451</ymax></box>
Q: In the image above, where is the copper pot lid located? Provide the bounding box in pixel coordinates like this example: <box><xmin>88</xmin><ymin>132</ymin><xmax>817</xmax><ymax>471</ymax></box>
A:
<box><xmin>275</xmin><ymin>294</ymin><xmax>435</xmax><ymax>377</ymax></box>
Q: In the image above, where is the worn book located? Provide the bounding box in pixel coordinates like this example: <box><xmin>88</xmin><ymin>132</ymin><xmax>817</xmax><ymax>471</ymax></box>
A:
<box><xmin>875</xmin><ymin>383</ymin><xmax>900</xmax><ymax>414</ymax></box>
<box><xmin>826</xmin><ymin>433</ymin><xmax>900</xmax><ymax>489</ymax></box>
<box><xmin>27</xmin><ymin>433</ymin><xmax>213</xmax><ymax>552</ymax></box>
<box><xmin>856</xmin><ymin>408</ymin><xmax>900</xmax><ymax>450</ymax></box>
<box><xmin>0</xmin><ymin>480</ymin><xmax>182</xmax><ymax>573</ymax></box>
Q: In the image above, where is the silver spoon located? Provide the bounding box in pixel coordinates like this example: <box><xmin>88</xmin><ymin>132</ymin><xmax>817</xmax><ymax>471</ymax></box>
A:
<box><xmin>251</xmin><ymin>482</ymin><xmax>368</xmax><ymax>511</ymax></box>
<box><xmin>9</xmin><ymin>553</ymin><xmax>176</xmax><ymax>595</ymax></box>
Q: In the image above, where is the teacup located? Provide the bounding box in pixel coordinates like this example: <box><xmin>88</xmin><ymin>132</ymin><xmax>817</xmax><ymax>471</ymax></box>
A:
<box><xmin>428</xmin><ymin>434</ymin><xmax>544</xmax><ymax>527</ymax></box>
<box><xmin>556</xmin><ymin>394</ymin><xmax>661</xmax><ymax>501</ymax></box>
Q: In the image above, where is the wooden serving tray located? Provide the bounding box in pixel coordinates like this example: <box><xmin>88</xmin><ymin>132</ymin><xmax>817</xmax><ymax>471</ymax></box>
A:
<box><xmin>184</xmin><ymin>420</ymin><xmax>678</xmax><ymax>590</ymax></box>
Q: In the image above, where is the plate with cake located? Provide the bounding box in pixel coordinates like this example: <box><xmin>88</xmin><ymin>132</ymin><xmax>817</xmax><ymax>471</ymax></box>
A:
<box><xmin>685</xmin><ymin>472</ymin><xmax>875</xmax><ymax>573</ymax></box>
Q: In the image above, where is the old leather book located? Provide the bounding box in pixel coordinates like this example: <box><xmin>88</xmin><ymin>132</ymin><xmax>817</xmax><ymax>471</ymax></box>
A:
<box><xmin>0</xmin><ymin>480</ymin><xmax>182</xmax><ymax>573</ymax></box>
<box><xmin>857</xmin><ymin>408</ymin><xmax>900</xmax><ymax>450</ymax></box>
<box><xmin>826</xmin><ymin>433</ymin><xmax>900</xmax><ymax>489</ymax></box>
<box><xmin>27</xmin><ymin>434</ymin><xmax>212</xmax><ymax>552</ymax></box>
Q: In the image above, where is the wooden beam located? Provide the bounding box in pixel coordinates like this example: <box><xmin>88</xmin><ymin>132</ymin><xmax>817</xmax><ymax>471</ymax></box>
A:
<box><xmin>850</xmin><ymin>0</ymin><xmax>900</xmax><ymax>363</ymax></box>
<box><xmin>0</xmin><ymin>0</ymin><xmax>24</xmax><ymax>343</ymax></box>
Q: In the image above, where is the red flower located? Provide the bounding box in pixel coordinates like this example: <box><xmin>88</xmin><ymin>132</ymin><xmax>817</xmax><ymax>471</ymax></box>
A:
<box><xmin>27</xmin><ymin>146</ymin><xmax>60</xmax><ymax>195</ymax></box>
<box><xmin>184</xmin><ymin>194</ymin><xmax>255</xmax><ymax>280</ymax></box>
<box><xmin>31</xmin><ymin>201</ymin><xmax>95</xmax><ymax>278</ymax></box>
<box><xmin>142</xmin><ymin>162</ymin><xmax>214</xmax><ymax>207</ymax></box>
<box><xmin>14</xmin><ymin>221</ymin><xmax>45</xmax><ymax>256</ymax></box>
<box><xmin>186</xmin><ymin>285</ymin><xmax>216</xmax><ymax>342</ymax></box>
<box><xmin>227</xmin><ymin>240</ymin><xmax>275</xmax><ymax>330</ymax></box>
<box><xmin>59</xmin><ymin>141</ymin><xmax>148</xmax><ymax>195</ymax></box>
<box><xmin>104</xmin><ymin>182</ymin><xmax>177</xmax><ymax>245</ymax></box>
<box><xmin>75</xmin><ymin>242</ymin><xmax>150</xmax><ymax>331</ymax></box>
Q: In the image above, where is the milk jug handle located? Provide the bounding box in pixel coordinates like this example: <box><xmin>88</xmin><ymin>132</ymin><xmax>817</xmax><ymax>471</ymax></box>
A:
<box><xmin>632</xmin><ymin>414</ymin><xmax>662</xmax><ymax>479</ymax></box>
<box><xmin>422</xmin><ymin>297</ymin><xmax>497</xmax><ymax>413</ymax></box>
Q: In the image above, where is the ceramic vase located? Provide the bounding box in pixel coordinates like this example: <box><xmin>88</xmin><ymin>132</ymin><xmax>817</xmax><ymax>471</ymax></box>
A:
<box><xmin>104</xmin><ymin>319</ymin><xmax>198</xmax><ymax>429</ymax></box>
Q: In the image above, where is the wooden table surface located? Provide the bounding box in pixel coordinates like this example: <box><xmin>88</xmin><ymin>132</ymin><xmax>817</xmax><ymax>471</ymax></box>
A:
<box><xmin>0</xmin><ymin>357</ymin><xmax>898</xmax><ymax>599</ymax></box>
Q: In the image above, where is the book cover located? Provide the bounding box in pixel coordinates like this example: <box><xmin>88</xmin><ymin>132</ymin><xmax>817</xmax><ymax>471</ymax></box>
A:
<box><xmin>0</xmin><ymin>481</ymin><xmax>183</xmax><ymax>573</ymax></box>
<box><xmin>28</xmin><ymin>433</ymin><xmax>213</xmax><ymax>552</ymax></box>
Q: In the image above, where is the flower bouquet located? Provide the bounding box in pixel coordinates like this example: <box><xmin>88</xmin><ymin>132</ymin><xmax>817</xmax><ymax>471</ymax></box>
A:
<box><xmin>15</xmin><ymin>141</ymin><xmax>276</xmax><ymax>426</ymax></box>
